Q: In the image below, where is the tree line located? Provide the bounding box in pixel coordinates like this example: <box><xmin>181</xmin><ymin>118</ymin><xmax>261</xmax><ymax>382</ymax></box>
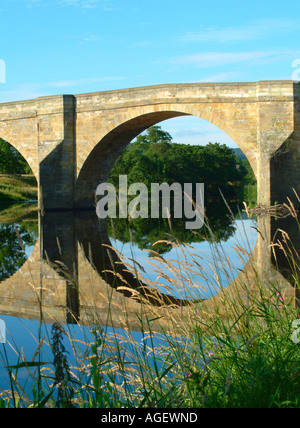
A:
<box><xmin>105</xmin><ymin>126</ymin><xmax>257</xmax><ymax>254</ymax></box>
<box><xmin>108</xmin><ymin>126</ymin><xmax>256</xmax><ymax>206</ymax></box>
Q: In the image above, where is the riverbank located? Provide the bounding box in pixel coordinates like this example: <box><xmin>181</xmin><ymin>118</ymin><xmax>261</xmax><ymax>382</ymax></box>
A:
<box><xmin>0</xmin><ymin>174</ymin><xmax>38</xmax><ymax>203</ymax></box>
<box><xmin>0</xmin><ymin>202</ymin><xmax>38</xmax><ymax>223</ymax></box>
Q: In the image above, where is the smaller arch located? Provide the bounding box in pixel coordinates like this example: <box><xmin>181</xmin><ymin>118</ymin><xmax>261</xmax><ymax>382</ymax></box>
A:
<box><xmin>0</xmin><ymin>139</ymin><xmax>38</xmax><ymax>208</ymax></box>
<box><xmin>0</xmin><ymin>137</ymin><xmax>38</xmax><ymax>183</ymax></box>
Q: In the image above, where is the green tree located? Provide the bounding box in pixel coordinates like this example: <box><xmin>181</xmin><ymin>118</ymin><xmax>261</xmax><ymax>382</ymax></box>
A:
<box><xmin>0</xmin><ymin>222</ymin><xmax>38</xmax><ymax>281</ymax></box>
<box><xmin>108</xmin><ymin>126</ymin><xmax>247</xmax><ymax>205</ymax></box>
<box><xmin>0</xmin><ymin>139</ymin><xmax>32</xmax><ymax>174</ymax></box>
<box><xmin>105</xmin><ymin>126</ymin><xmax>252</xmax><ymax>254</ymax></box>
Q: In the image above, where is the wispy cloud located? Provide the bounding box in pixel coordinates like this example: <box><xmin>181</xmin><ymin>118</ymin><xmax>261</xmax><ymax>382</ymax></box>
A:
<box><xmin>161</xmin><ymin>117</ymin><xmax>236</xmax><ymax>147</ymax></box>
<box><xmin>168</xmin><ymin>50</ymin><xmax>300</xmax><ymax>69</ymax></box>
<box><xmin>132</xmin><ymin>41</ymin><xmax>152</xmax><ymax>48</ymax></box>
<box><xmin>181</xmin><ymin>18</ymin><xmax>299</xmax><ymax>43</ymax></box>
<box><xmin>195</xmin><ymin>71</ymin><xmax>242</xmax><ymax>82</ymax></box>
<box><xmin>44</xmin><ymin>76</ymin><xmax>126</xmax><ymax>88</ymax></box>
<box><xmin>9</xmin><ymin>0</ymin><xmax>118</xmax><ymax>9</ymax></box>
<box><xmin>79</xmin><ymin>34</ymin><xmax>103</xmax><ymax>44</ymax></box>
<box><xmin>0</xmin><ymin>76</ymin><xmax>127</xmax><ymax>102</ymax></box>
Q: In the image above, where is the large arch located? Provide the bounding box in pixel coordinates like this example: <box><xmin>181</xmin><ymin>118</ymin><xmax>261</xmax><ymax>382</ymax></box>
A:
<box><xmin>0</xmin><ymin>81</ymin><xmax>298</xmax><ymax>311</ymax></box>
<box><xmin>74</xmin><ymin>105</ymin><xmax>257</xmax><ymax>209</ymax></box>
<box><xmin>73</xmin><ymin>108</ymin><xmax>261</xmax><ymax>305</ymax></box>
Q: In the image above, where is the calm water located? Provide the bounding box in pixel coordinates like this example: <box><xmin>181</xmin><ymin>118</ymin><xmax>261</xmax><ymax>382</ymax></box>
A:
<box><xmin>0</xmin><ymin>201</ymin><xmax>259</xmax><ymax>392</ymax></box>
<box><xmin>111</xmin><ymin>216</ymin><xmax>258</xmax><ymax>300</ymax></box>
<box><xmin>1</xmin><ymin>199</ymin><xmax>299</xmax><ymax>399</ymax></box>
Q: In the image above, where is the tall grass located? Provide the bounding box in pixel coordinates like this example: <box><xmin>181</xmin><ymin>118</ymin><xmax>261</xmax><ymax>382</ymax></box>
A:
<box><xmin>0</xmin><ymin>174</ymin><xmax>37</xmax><ymax>204</ymax></box>
<box><xmin>0</xmin><ymin>201</ymin><xmax>299</xmax><ymax>408</ymax></box>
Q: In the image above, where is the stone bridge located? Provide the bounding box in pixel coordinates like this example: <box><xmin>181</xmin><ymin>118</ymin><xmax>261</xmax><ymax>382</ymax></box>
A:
<box><xmin>0</xmin><ymin>81</ymin><xmax>300</xmax><ymax>326</ymax></box>
<box><xmin>0</xmin><ymin>81</ymin><xmax>299</xmax><ymax>210</ymax></box>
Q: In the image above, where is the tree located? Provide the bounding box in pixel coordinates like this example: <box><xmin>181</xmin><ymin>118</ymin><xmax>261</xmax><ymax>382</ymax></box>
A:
<box><xmin>0</xmin><ymin>139</ymin><xmax>32</xmax><ymax>174</ymax></box>
<box><xmin>105</xmin><ymin>125</ymin><xmax>252</xmax><ymax>254</ymax></box>
<box><xmin>0</xmin><ymin>222</ymin><xmax>38</xmax><ymax>281</ymax></box>
<box><xmin>108</xmin><ymin>126</ymin><xmax>247</xmax><ymax>205</ymax></box>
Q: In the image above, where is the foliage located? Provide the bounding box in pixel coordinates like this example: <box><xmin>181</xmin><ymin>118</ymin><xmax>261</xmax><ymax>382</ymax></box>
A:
<box><xmin>0</xmin><ymin>222</ymin><xmax>38</xmax><ymax>281</ymax></box>
<box><xmin>0</xmin><ymin>139</ymin><xmax>32</xmax><ymax>175</ymax></box>
<box><xmin>108</xmin><ymin>126</ymin><xmax>249</xmax><ymax>205</ymax></box>
<box><xmin>0</xmin><ymin>175</ymin><xmax>37</xmax><ymax>203</ymax></box>
<box><xmin>107</xmin><ymin>202</ymin><xmax>237</xmax><ymax>255</ymax></box>
<box><xmin>106</xmin><ymin>126</ymin><xmax>256</xmax><ymax>253</ymax></box>
<box><xmin>51</xmin><ymin>323</ymin><xmax>75</xmax><ymax>408</ymax></box>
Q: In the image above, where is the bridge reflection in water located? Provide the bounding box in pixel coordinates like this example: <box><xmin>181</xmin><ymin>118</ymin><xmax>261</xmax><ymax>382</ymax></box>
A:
<box><xmin>0</xmin><ymin>209</ymin><xmax>298</xmax><ymax>331</ymax></box>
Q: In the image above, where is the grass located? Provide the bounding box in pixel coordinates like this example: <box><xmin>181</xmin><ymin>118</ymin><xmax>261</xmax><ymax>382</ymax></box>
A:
<box><xmin>0</xmin><ymin>203</ymin><xmax>38</xmax><ymax>223</ymax></box>
<box><xmin>0</xmin><ymin>199</ymin><xmax>299</xmax><ymax>408</ymax></box>
<box><xmin>0</xmin><ymin>174</ymin><xmax>38</xmax><ymax>203</ymax></box>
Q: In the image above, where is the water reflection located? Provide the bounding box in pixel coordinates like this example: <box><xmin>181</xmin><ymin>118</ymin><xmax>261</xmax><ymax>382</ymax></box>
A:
<box><xmin>105</xmin><ymin>202</ymin><xmax>258</xmax><ymax>300</ymax></box>
<box><xmin>76</xmin><ymin>202</ymin><xmax>258</xmax><ymax>303</ymax></box>
<box><xmin>0</xmin><ymin>201</ymin><xmax>258</xmax><ymax>316</ymax></box>
<box><xmin>107</xmin><ymin>202</ymin><xmax>237</xmax><ymax>256</ymax></box>
<box><xmin>271</xmin><ymin>213</ymin><xmax>300</xmax><ymax>284</ymax></box>
<box><xmin>0</xmin><ymin>205</ymin><xmax>38</xmax><ymax>282</ymax></box>
<box><xmin>0</xmin><ymin>199</ymin><xmax>299</xmax><ymax>327</ymax></box>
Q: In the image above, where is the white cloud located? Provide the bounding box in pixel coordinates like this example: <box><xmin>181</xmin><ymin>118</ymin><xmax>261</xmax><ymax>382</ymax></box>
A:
<box><xmin>9</xmin><ymin>0</ymin><xmax>116</xmax><ymax>9</ymax></box>
<box><xmin>45</xmin><ymin>76</ymin><xmax>126</xmax><ymax>87</ymax></box>
<box><xmin>182</xmin><ymin>18</ymin><xmax>299</xmax><ymax>43</ymax></box>
<box><xmin>0</xmin><ymin>84</ymin><xmax>48</xmax><ymax>103</ymax></box>
<box><xmin>132</xmin><ymin>41</ymin><xmax>152</xmax><ymax>48</ymax></box>
<box><xmin>79</xmin><ymin>34</ymin><xmax>103</xmax><ymax>44</ymax></box>
<box><xmin>159</xmin><ymin>117</ymin><xmax>237</xmax><ymax>147</ymax></box>
<box><xmin>195</xmin><ymin>71</ymin><xmax>242</xmax><ymax>82</ymax></box>
<box><xmin>0</xmin><ymin>76</ymin><xmax>127</xmax><ymax>102</ymax></box>
<box><xmin>169</xmin><ymin>50</ymin><xmax>300</xmax><ymax>69</ymax></box>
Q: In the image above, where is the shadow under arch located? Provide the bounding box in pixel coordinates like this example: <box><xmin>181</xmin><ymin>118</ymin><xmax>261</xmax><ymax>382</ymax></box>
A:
<box><xmin>73</xmin><ymin>210</ymin><xmax>192</xmax><ymax>307</ymax></box>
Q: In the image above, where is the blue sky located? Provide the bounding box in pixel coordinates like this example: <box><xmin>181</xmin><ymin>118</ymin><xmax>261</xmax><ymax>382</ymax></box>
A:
<box><xmin>1</xmin><ymin>0</ymin><xmax>300</xmax><ymax>146</ymax></box>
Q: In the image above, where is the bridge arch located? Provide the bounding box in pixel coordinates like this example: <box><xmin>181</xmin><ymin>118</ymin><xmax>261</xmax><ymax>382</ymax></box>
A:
<box><xmin>75</xmin><ymin>104</ymin><xmax>257</xmax><ymax>209</ymax></box>
<box><xmin>74</xmin><ymin>105</ymin><xmax>260</xmax><ymax>304</ymax></box>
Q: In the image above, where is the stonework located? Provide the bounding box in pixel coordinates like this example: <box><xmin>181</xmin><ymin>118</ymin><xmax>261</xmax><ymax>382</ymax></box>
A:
<box><xmin>0</xmin><ymin>81</ymin><xmax>299</xmax><ymax>210</ymax></box>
